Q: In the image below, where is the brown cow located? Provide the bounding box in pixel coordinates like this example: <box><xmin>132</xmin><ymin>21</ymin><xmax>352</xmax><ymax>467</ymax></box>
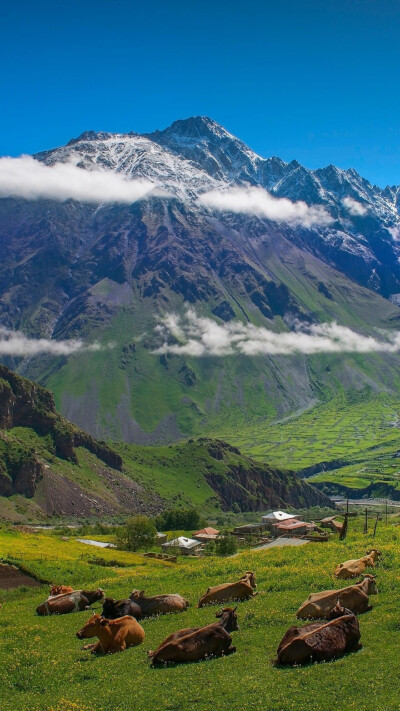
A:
<box><xmin>197</xmin><ymin>571</ymin><xmax>257</xmax><ymax>608</ymax></box>
<box><xmin>36</xmin><ymin>588</ymin><xmax>105</xmax><ymax>615</ymax></box>
<box><xmin>276</xmin><ymin>604</ymin><xmax>361</xmax><ymax>665</ymax></box>
<box><xmin>49</xmin><ymin>585</ymin><xmax>74</xmax><ymax>596</ymax></box>
<box><xmin>334</xmin><ymin>549</ymin><xmax>381</xmax><ymax>579</ymax></box>
<box><xmin>76</xmin><ymin>614</ymin><xmax>145</xmax><ymax>654</ymax></box>
<box><xmin>297</xmin><ymin>574</ymin><xmax>377</xmax><ymax>619</ymax></box>
<box><xmin>148</xmin><ymin>607</ymin><xmax>238</xmax><ymax>665</ymax></box>
<box><xmin>129</xmin><ymin>590</ymin><xmax>189</xmax><ymax>616</ymax></box>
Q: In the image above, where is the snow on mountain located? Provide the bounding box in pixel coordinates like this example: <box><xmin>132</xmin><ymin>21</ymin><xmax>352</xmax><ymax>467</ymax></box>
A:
<box><xmin>24</xmin><ymin>116</ymin><xmax>400</xmax><ymax>297</ymax></box>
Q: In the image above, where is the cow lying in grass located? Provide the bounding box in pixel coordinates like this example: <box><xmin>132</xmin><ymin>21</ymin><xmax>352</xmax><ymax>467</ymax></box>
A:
<box><xmin>36</xmin><ymin>589</ymin><xmax>105</xmax><ymax>615</ymax></box>
<box><xmin>276</xmin><ymin>603</ymin><xmax>361</xmax><ymax>665</ymax></box>
<box><xmin>129</xmin><ymin>590</ymin><xmax>189</xmax><ymax>616</ymax></box>
<box><xmin>334</xmin><ymin>549</ymin><xmax>381</xmax><ymax>579</ymax></box>
<box><xmin>102</xmin><ymin>597</ymin><xmax>142</xmax><ymax>620</ymax></box>
<box><xmin>297</xmin><ymin>574</ymin><xmax>378</xmax><ymax>619</ymax></box>
<box><xmin>76</xmin><ymin>614</ymin><xmax>145</xmax><ymax>654</ymax></box>
<box><xmin>197</xmin><ymin>572</ymin><xmax>257</xmax><ymax>608</ymax></box>
<box><xmin>49</xmin><ymin>585</ymin><xmax>74</xmax><ymax>596</ymax></box>
<box><xmin>148</xmin><ymin>607</ymin><xmax>238</xmax><ymax>665</ymax></box>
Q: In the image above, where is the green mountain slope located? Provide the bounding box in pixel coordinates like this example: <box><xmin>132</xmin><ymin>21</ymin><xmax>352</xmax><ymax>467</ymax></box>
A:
<box><xmin>0</xmin><ymin>365</ymin><xmax>331</xmax><ymax>521</ymax></box>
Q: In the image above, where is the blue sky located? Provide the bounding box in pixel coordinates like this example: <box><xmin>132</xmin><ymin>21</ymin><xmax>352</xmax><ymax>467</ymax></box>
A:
<box><xmin>1</xmin><ymin>0</ymin><xmax>400</xmax><ymax>186</ymax></box>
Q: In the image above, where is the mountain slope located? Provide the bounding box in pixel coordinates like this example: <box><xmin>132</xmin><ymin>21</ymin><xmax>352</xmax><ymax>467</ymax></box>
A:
<box><xmin>1</xmin><ymin>117</ymin><xmax>400</xmax><ymax>446</ymax></box>
<box><xmin>0</xmin><ymin>365</ymin><xmax>330</xmax><ymax>521</ymax></box>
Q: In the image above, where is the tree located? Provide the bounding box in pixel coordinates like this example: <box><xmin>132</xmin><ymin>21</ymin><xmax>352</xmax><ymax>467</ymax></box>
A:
<box><xmin>215</xmin><ymin>533</ymin><xmax>237</xmax><ymax>557</ymax></box>
<box><xmin>155</xmin><ymin>507</ymin><xmax>204</xmax><ymax>531</ymax></box>
<box><xmin>120</xmin><ymin>515</ymin><xmax>157</xmax><ymax>551</ymax></box>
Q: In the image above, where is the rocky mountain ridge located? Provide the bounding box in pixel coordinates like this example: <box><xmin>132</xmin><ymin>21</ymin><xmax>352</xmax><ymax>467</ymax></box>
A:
<box><xmin>1</xmin><ymin>116</ymin><xmax>400</xmax><ymax>442</ymax></box>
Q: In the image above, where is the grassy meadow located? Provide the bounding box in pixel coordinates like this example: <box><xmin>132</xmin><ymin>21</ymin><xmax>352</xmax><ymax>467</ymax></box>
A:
<box><xmin>1</xmin><ymin>522</ymin><xmax>400</xmax><ymax>711</ymax></box>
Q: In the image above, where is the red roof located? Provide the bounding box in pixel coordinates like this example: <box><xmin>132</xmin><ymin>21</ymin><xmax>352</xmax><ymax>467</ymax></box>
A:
<box><xmin>193</xmin><ymin>527</ymin><xmax>219</xmax><ymax>536</ymax></box>
<box><xmin>276</xmin><ymin>521</ymin><xmax>309</xmax><ymax>530</ymax></box>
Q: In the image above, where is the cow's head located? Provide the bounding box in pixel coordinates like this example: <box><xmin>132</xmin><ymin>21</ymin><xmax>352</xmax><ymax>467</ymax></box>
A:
<box><xmin>242</xmin><ymin>571</ymin><xmax>256</xmax><ymax>589</ymax></box>
<box><xmin>361</xmin><ymin>574</ymin><xmax>378</xmax><ymax>594</ymax></box>
<box><xmin>328</xmin><ymin>602</ymin><xmax>354</xmax><ymax>620</ymax></box>
<box><xmin>216</xmin><ymin>606</ymin><xmax>239</xmax><ymax>632</ymax></box>
<box><xmin>101</xmin><ymin>597</ymin><xmax>117</xmax><ymax>617</ymax></box>
<box><xmin>366</xmin><ymin>549</ymin><xmax>382</xmax><ymax>558</ymax></box>
<box><xmin>76</xmin><ymin>614</ymin><xmax>104</xmax><ymax>639</ymax></box>
<box><xmin>130</xmin><ymin>590</ymin><xmax>145</xmax><ymax>600</ymax></box>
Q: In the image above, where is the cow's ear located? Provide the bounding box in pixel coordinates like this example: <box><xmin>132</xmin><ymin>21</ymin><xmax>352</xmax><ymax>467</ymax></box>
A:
<box><xmin>140</xmin><ymin>590</ymin><xmax>145</xmax><ymax>596</ymax></box>
<box><xmin>100</xmin><ymin>618</ymin><xmax>109</xmax><ymax>626</ymax></box>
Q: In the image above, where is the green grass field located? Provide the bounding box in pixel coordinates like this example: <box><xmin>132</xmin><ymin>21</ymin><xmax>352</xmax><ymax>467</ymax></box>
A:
<box><xmin>1</xmin><ymin>522</ymin><xmax>400</xmax><ymax>711</ymax></box>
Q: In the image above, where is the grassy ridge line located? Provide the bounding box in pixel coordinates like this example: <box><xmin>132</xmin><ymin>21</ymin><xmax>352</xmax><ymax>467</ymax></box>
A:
<box><xmin>0</xmin><ymin>525</ymin><xmax>399</xmax><ymax>711</ymax></box>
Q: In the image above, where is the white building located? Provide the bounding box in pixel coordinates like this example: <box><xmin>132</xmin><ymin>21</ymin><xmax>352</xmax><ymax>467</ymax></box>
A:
<box><xmin>261</xmin><ymin>511</ymin><xmax>300</xmax><ymax>524</ymax></box>
<box><xmin>162</xmin><ymin>536</ymin><xmax>202</xmax><ymax>555</ymax></box>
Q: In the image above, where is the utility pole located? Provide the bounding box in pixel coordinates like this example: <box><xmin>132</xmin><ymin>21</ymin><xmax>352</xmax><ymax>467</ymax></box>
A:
<box><xmin>364</xmin><ymin>507</ymin><xmax>368</xmax><ymax>534</ymax></box>
<box><xmin>373</xmin><ymin>513</ymin><xmax>379</xmax><ymax>539</ymax></box>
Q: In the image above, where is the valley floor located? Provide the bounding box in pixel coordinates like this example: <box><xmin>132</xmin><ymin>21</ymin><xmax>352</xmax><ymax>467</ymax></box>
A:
<box><xmin>0</xmin><ymin>523</ymin><xmax>399</xmax><ymax>710</ymax></box>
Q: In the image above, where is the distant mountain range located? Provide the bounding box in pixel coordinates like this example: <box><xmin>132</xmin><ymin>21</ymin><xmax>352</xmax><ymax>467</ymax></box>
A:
<box><xmin>1</xmin><ymin>116</ymin><xmax>400</xmax><ymax>444</ymax></box>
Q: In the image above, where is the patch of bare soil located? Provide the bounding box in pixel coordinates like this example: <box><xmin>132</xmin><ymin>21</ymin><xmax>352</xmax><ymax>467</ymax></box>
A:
<box><xmin>0</xmin><ymin>563</ymin><xmax>41</xmax><ymax>590</ymax></box>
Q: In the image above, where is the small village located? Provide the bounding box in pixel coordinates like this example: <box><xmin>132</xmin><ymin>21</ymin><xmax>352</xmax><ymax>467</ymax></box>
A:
<box><xmin>141</xmin><ymin>511</ymin><xmax>345</xmax><ymax>560</ymax></box>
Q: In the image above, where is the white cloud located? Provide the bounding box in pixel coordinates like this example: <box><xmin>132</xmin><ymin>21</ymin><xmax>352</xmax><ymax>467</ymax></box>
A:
<box><xmin>154</xmin><ymin>309</ymin><xmax>400</xmax><ymax>357</ymax></box>
<box><xmin>0</xmin><ymin>327</ymin><xmax>109</xmax><ymax>356</ymax></box>
<box><xmin>0</xmin><ymin>155</ymin><xmax>156</xmax><ymax>204</ymax></box>
<box><xmin>388</xmin><ymin>226</ymin><xmax>400</xmax><ymax>241</ymax></box>
<box><xmin>199</xmin><ymin>186</ymin><xmax>333</xmax><ymax>227</ymax></box>
<box><xmin>342</xmin><ymin>197</ymin><xmax>368</xmax><ymax>216</ymax></box>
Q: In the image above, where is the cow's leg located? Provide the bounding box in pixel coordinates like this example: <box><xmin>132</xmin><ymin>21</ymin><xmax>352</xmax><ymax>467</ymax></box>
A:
<box><xmin>82</xmin><ymin>643</ymin><xmax>96</xmax><ymax>650</ymax></box>
<box><xmin>90</xmin><ymin>642</ymin><xmax>103</xmax><ymax>654</ymax></box>
<box><xmin>224</xmin><ymin>646</ymin><xmax>236</xmax><ymax>656</ymax></box>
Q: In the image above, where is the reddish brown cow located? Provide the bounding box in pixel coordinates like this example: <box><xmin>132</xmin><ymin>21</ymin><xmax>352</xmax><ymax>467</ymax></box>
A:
<box><xmin>148</xmin><ymin>607</ymin><xmax>238</xmax><ymax>665</ymax></box>
<box><xmin>76</xmin><ymin>614</ymin><xmax>145</xmax><ymax>654</ymax></box>
<box><xmin>197</xmin><ymin>572</ymin><xmax>257</xmax><ymax>608</ymax></box>
<box><xmin>276</xmin><ymin>604</ymin><xmax>361</xmax><ymax>665</ymax></box>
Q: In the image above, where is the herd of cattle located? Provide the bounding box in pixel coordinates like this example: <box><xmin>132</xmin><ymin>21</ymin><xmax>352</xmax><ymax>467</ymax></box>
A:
<box><xmin>29</xmin><ymin>549</ymin><xmax>382</xmax><ymax>665</ymax></box>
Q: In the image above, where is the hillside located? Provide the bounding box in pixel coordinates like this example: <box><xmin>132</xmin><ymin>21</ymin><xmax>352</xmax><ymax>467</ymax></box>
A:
<box><xmin>1</xmin><ymin>117</ymin><xmax>400</xmax><ymax>450</ymax></box>
<box><xmin>0</xmin><ymin>365</ymin><xmax>331</xmax><ymax>521</ymax></box>
<box><xmin>0</xmin><ymin>521</ymin><xmax>398</xmax><ymax>711</ymax></box>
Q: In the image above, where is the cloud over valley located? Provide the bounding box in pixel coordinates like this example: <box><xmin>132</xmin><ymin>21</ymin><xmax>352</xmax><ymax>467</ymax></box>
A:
<box><xmin>154</xmin><ymin>310</ymin><xmax>400</xmax><ymax>357</ymax></box>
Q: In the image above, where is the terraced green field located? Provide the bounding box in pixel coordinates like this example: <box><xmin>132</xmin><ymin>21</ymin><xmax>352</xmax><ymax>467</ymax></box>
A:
<box><xmin>218</xmin><ymin>391</ymin><xmax>400</xmax><ymax>493</ymax></box>
<box><xmin>1</xmin><ymin>523</ymin><xmax>399</xmax><ymax>711</ymax></box>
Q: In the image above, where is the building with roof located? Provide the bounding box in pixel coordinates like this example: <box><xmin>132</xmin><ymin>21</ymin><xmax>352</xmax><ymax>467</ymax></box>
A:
<box><xmin>192</xmin><ymin>527</ymin><xmax>220</xmax><ymax>542</ymax></box>
<box><xmin>161</xmin><ymin>536</ymin><xmax>202</xmax><ymax>555</ymax></box>
<box><xmin>261</xmin><ymin>511</ymin><xmax>300</xmax><ymax>523</ymax></box>
<box><xmin>273</xmin><ymin>520</ymin><xmax>314</xmax><ymax>537</ymax></box>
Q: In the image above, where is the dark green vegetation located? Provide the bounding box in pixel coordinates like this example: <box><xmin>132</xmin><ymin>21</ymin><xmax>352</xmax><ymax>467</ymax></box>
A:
<box><xmin>0</xmin><ymin>366</ymin><xmax>330</xmax><ymax>522</ymax></box>
<box><xmin>0</xmin><ymin>522</ymin><xmax>399</xmax><ymax>711</ymax></box>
